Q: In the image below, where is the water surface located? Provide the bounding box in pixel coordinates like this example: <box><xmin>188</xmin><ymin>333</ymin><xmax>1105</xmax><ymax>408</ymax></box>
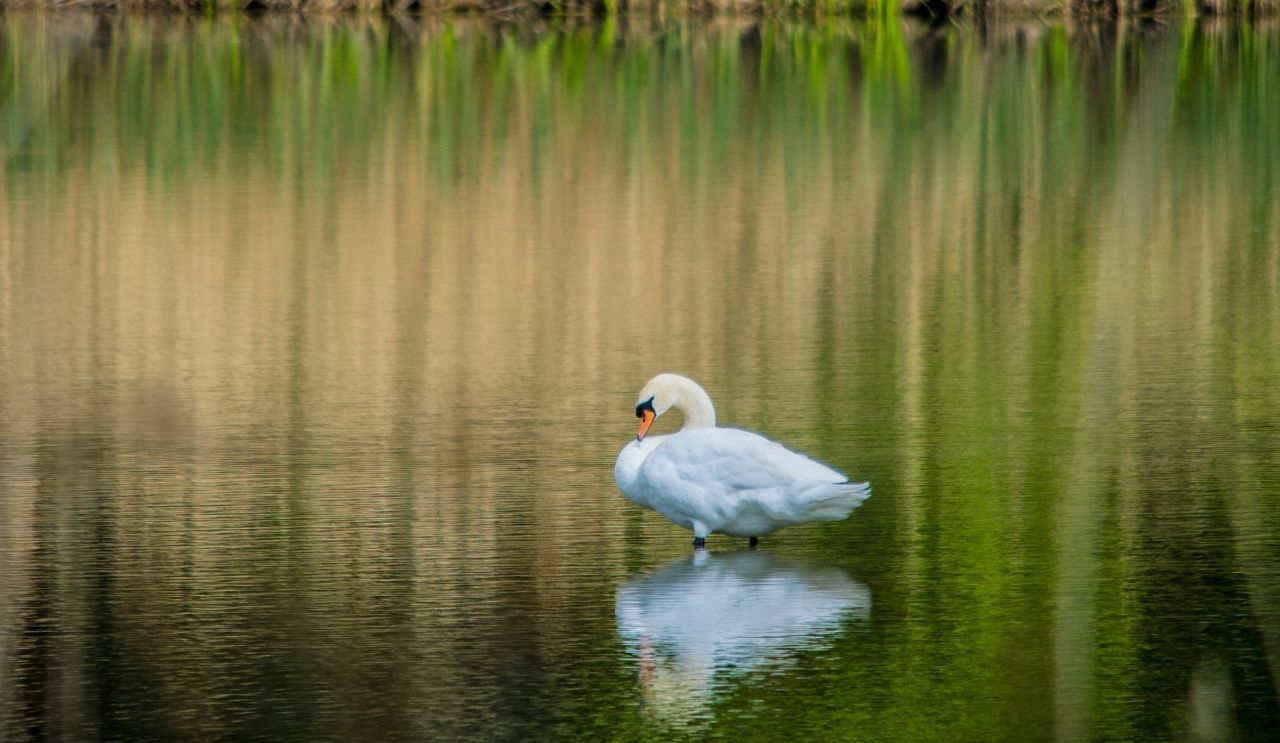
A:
<box><xmin>1</xmin><ymin>12</ymin><xmax>1279</xmax><ymax>741</ymax></box>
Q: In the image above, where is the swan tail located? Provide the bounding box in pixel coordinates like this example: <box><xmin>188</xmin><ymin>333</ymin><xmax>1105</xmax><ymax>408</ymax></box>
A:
<box><xmin>798</xmin><ymin>481</ymin><xmax>871</xmax><ymax>521</ymax></box>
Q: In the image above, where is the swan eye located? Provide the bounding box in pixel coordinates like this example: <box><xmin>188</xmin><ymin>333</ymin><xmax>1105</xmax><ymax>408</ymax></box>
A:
<box><xmin>635</xmin><ymin>398</ymin><xmax>655</xmax><ymax>419</ymax></box>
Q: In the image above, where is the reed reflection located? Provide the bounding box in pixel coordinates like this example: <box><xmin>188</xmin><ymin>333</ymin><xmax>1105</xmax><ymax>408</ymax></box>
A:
<box><xmin>616</xmin><ymin>551</ymin><xmax>870</xmax><ymax>720</ymax></box>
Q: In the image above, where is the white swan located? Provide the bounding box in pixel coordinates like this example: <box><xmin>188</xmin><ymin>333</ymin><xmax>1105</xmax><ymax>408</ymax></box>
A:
<box><xmin>614</xmin><ymin>373</ymin><xmax>870</xmax><ymax>547</ymax></box>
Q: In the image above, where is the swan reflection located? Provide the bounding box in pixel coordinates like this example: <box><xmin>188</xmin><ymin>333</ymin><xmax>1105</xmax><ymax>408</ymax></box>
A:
<box><xmin>616</xmin><ymin>550</ymin><xmax>870</xmax><ymax>718</ymax></box>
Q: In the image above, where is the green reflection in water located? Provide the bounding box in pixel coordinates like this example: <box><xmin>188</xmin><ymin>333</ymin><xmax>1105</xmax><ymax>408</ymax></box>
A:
<box><xmin>1</xmin><ymin>11</ymin><xmax>1278</xmax><ymax>742</ymax></box>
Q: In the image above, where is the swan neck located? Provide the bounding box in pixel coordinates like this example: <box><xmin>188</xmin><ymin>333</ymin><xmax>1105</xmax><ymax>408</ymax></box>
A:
<box><xmin>675</xmin><ymin>383</ymin><xmax>716</xmax><ymax>430</ymax></box>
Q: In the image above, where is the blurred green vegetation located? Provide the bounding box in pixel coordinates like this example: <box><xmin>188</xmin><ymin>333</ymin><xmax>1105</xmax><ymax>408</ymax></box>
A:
<box><xmin>0</xmin><ymin>0</ymin><xmax>1278</xmax><ymax>19</ymax></box>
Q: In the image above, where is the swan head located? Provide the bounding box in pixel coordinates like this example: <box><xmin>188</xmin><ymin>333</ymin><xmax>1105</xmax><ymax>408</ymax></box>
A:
<box><xmin>633</xmin><ymin>373</ymin><xmax>714</xmax><ymax>440</ymax></box>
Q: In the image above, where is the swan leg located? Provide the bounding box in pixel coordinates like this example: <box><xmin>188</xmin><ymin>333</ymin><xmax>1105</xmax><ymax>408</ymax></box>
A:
<box><xmin>749</xmin><ymin>537</ymin><xmax>758</xmax><ymax>549</ymax></box>
<box><xmin>692</xmin><ymin>521</ymin><xmax>709</xmax><ymax>549</ymax></box>
<box><xmin>693</xmin><ymin>537</ymin><xmax>706</xmax><ymax>549</ymax></box>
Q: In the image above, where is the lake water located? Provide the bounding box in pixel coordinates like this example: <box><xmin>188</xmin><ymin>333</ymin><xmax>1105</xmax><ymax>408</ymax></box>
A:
<box><xmin>1</xmin><ymin>12</ymin><xmax>1278</xmax><ymax>741</ymax></box>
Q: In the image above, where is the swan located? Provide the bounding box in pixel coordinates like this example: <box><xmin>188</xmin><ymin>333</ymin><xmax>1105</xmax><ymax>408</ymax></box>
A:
<box><xmin>614</xmin><ymin>373</ymin><xmax>870</xmax><ymax>548</ymax></box>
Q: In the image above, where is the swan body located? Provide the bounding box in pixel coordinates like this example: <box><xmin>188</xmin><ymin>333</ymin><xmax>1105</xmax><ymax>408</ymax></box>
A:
<box><xmin>614</xmin><ymin>374</ymin><xmax>870</xmax><ymax>544</ymax></box>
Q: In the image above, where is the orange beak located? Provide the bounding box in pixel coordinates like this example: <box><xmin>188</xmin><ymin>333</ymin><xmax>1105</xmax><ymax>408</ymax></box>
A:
<box><xmin>637</xmin><ymin>409</ymin><xmax>656</xmax><ymax>440</ymax></box>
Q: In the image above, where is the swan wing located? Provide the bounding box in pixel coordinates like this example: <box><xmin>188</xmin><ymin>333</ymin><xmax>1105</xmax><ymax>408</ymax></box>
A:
<box><xmin>629</xmin><ymin>427</ymin><xmax>870</xmax><ymax>534</ymax></box>
<box><xmin>642</xmin><ymin>427</ymin><xmax>848</xmax><ymax>493</ymax></box>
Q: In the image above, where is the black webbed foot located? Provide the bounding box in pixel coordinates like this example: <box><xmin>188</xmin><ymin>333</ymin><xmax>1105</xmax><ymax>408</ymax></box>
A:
<box><xmin>693</xmin><ymin>537</ymin><xmax>706</xmax><ymax>549</ymax></box>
